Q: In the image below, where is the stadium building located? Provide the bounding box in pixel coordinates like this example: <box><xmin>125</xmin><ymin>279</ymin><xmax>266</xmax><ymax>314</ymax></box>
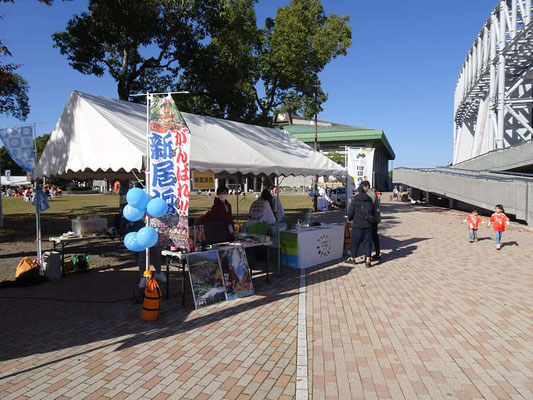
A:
<box><xmin>396</xmin><ymin>0</ymin><xmax>533</xmax><ymax>225</ymax></box>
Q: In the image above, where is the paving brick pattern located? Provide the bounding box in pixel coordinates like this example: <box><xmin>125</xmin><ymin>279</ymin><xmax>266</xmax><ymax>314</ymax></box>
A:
<box><xmin>0</xmin><ymin>266</ymin><xmax>301</xmax><ymax>399</ymax></box>
<box><xmin>306</xmin><ymin>199</ymin><xmax>533</xmax><ymax>399</ymax></box>
<box><xmin>1</xmin><ymin>197</ymin><xmax>532</xmax><ymax>399</ymax></box>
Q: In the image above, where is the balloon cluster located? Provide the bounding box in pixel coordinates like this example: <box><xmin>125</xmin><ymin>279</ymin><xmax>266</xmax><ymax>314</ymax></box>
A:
<box><xmin>123</xmin><ymin>188</ymin><xmax>168</xmax><ymax>252</ymax></box>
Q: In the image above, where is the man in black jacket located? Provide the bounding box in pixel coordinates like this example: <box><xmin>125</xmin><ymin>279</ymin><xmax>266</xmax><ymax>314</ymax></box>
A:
<box><xmin>347</xmin><ymin>184</ymin><xmax>375</xmax><ymax>268</ymax></box>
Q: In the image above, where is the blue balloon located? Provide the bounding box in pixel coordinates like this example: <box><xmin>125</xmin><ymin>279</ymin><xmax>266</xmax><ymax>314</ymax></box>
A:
<box><xmin>137</xmin><ymin>227</ymin><xmax>158</xmax><ymax>248</ymax></box>
<box><xmin>136</xmin><ymin>194</ymin><xmax>149</xmax><ymax>211</ymax></box>
<box><xmin>147</xmin><ymin>198</ymin><xmax>168</xmax><ymax>218</ymax></box>
<box><xmin>126</xmin><ymin>188</ymin><xmax>148</xmax><ymax>208</ymax></box>
<box><xmin>123</xmin><ymin>204</ymin><xmax>145</xmax><ymax>221</ymax></box>
<box><xmin>124</xmin><ymin>232</ymin><xmax>145</xmax><ymax>252</ymax></box>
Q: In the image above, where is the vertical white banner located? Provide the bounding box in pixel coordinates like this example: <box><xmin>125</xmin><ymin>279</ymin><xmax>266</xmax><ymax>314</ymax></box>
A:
<box><xmin>148</xmin><ymin>95</ymin><xmax>191</xmax><ymax>250</ymax></box>
<box><xmin>346</xmin><ymin>147</ymin><xmax>374</xmax><ymax>209</ymax></box>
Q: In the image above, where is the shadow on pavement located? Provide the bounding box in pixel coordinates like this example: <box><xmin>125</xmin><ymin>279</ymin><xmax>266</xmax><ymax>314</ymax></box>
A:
<box><xmin>0</xmin><ymin>259</ymin><xmax>352</xmax><ymax>375</ymax></box>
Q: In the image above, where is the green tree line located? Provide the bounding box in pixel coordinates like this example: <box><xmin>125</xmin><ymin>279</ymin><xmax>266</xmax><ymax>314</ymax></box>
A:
<box><xmin>1</xmin><ymin>0</ymin><xmax>352</xmax><ymax>126</ymax></box>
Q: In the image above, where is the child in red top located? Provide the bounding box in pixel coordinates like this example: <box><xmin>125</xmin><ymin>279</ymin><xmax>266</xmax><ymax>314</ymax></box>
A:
<box><xmin>463</xmin><ymin>208</ymin><xmax>482</xmax><ymax>243</ymax></box>
<box><xmin>488</xmin><ymin>204</ymin><xmax>510</xmax><ymax>250</ymax></box>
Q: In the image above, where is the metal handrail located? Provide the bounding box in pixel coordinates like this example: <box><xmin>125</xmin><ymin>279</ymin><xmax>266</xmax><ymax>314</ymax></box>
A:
<box><xmin>395</xmin><ymin>167</ymin><xmax>533</xmax><ymax>182</ymax></box>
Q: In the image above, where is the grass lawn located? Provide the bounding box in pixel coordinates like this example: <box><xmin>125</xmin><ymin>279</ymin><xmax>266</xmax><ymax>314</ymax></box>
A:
<box><xmin>1</xmin><ymin>193</ymin><xmax>313</xmax><ymax>242</ymax></box>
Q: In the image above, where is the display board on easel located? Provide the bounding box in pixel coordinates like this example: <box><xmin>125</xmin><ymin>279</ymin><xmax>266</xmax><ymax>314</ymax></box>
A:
<box><xmin>186</xmin><ymin>246</ymin><xmax>255</xmax><ymax>309</ymax></box>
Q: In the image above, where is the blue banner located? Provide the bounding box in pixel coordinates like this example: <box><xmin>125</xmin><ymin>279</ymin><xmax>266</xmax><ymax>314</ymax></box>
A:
<box><xmin>32</xmin><ymin>189</ymin><xmax>50</xmax><ymax>213</ymax></box>
<box><xmin>0</xmin><ymin>125</ymin><xmax>35</xmax><ymax>173</ymax></box>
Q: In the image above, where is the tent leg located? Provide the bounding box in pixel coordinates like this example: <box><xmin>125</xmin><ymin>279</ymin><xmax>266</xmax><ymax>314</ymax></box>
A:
<box><xmin>35</xmin><ymin>179</ymin><xmax>42</xmax><ymax>266</ymax></box>
<box><xmin>276</xmin><ymin>176</ymin><xmax>280</xmax><ymax>274</ymax></box>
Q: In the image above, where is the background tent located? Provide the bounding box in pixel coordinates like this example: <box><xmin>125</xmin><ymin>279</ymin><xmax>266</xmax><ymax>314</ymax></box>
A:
<box><xmin>34</xmin><ymin>91</ymin><xmax>344</xmax><ymax>180</ymax></box>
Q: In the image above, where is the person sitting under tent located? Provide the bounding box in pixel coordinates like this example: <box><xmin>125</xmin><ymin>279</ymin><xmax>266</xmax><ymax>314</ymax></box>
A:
<box><xmin>206</xmin><ymin>186</ymin><xmax>235</xmax><ymax>241</ymax></box>
<box><xmin>246</xmin><ymin>189</ymin><xmax>277</xmax><ymax>234</ymax></box>
<box><xmin>270</xmin><ymin>187</ymin><xmax>285</xmax><ymax>221</ymax></box>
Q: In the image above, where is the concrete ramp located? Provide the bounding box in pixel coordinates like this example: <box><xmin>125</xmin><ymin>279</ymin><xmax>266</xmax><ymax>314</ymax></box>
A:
<box><xmin>394</xmin><ymin>167</ymin><xmax>533</xmax><ymax>225</ymax></box>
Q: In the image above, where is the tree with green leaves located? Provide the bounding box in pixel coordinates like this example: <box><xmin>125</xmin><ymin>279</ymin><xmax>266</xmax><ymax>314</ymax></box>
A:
<box><xmin>53</xmin><ymin>0</ymin><xmax>228</xmax><ymax>100</ymax></box>
<box><xmin>254</xmin><ymin>0</ymin><xmax>351</xmax><ymax>124</ymax></box>
<box><xmin>176</xmin><ymin>0</ymin><xmax>260</xmax><ymax>122</ymax></box>
<box><xmin>179</xmin><ymin>0</ymin><xmax>352</xmax><ymax>125</ymax></box>
<box><xmin>54</xmin><ymin>0</ymin><xmax>351</xmax><ymax>124</ymax></box>
<box><xmin>325</xmin><ymin>151</ymin><xmax>345</xmax><ymax>166</ymax></box>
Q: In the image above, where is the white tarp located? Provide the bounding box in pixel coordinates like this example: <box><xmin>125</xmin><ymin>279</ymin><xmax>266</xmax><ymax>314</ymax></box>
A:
<box><xmin>34</xmin><ymin>91</ymin><xmax>345</xmax><ymax>180</ymax></box>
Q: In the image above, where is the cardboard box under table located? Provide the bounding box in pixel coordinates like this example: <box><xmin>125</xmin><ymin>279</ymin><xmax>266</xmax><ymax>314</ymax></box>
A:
<box><xmin>280</xmin><ymin>224</ymin><xmax>345</xmax><ymax>269</ymax></box>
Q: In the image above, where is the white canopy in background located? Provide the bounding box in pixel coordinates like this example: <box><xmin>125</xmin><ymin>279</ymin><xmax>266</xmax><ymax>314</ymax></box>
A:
<box><xmin>0</xmin><ymin>176</ymin><xmax>32</xmax><ymax>186</ymax></box>
<box><xmin>34</xmin><ymin>91</ymin><xmax>345</xmax><ymax>180</ymax></box>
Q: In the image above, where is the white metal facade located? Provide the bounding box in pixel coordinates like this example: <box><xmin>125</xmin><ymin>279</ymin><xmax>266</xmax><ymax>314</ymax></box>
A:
<box><xmin>453</xmin><ymin>0</ymin><xmax>533</xmax><ymax>164</ymax></box>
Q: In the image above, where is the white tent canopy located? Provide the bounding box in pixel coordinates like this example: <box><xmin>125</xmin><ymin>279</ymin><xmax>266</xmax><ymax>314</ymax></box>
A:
<box><xmin>34</xmin><ymin>91</ymin><xmax>345</xmax><ymax>180</ymax></box>
<box><xmin>0</xmin><ymin>176</ymin><xmax>32</xmax><ymax>186</ymax></box>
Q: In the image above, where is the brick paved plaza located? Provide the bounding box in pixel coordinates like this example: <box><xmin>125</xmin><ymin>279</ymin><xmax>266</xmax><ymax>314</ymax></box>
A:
<box><xmin>1</xmin><ymin>197</ymin><xmax>532</xmax><ymax>399</ymax></box>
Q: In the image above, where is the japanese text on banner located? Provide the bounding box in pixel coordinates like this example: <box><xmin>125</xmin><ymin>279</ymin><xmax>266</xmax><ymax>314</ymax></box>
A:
<box><xmin>148</xmin><ymin>95</ymin><xmax>191</xmax><ymax>250</ymax></box>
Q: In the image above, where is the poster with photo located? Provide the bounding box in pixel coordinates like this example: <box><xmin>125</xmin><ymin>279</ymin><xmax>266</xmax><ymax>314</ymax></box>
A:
<box><xmin>218</xmin><ymin>247</ymin><xmax>254</xmax><ymax>300</ymax></box>
<box><xmin>187</xmin><ymin>250</ymin><xmax>227</xmax><ymax>308</ymax></box>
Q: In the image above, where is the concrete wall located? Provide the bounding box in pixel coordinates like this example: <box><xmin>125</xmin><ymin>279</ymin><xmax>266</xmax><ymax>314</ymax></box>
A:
<box><xmin>452</xmin><ymin>140</ymin><xmax>533</xmax><ymax>172</ymax></box>
<box><xmin>395</xmin><ymin>168</ymin><xmax>533</xmax><ymax>225</ymax></box>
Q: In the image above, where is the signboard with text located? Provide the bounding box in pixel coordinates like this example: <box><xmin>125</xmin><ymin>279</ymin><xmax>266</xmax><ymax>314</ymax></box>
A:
<box><xmin>191</xmin><ymin>170</ymin><xmax>215</xmax><ymax>190</ymax></box>
<box><xmin>346</xmin><ymin>147</ymin><xmax>375</xmax><ymax>210</ymax></box>
<box><xmin>148</xmin><ymin>95</ymin><xmax>191</xmax><ymax>250</ymax></box>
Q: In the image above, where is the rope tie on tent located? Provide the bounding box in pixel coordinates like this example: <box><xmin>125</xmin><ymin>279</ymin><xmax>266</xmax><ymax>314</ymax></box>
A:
<box><xmin>132</xmin><ymin>170</ymin><xmax>146</xmax><ymax>187</ymax></box>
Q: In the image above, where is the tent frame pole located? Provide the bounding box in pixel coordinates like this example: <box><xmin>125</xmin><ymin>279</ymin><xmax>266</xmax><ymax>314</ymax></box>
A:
<box><xmin>276</xmin><ymin>175</ymin><xmax>280</xmax><ymax>274</ymax></box>
<box><xmin>0</xmin><ymin>159</ymin><xmax>3</xmax><ymax>228</ymax></box>
<box><xmin>145</xmin><ymin>94</ymin><xmax>151</xmax><ymax>273</ymax></box>
<box><xmin>34</xmin><ymin>123</ymin><xmax>42</xmax><ymax>265</ymax></box>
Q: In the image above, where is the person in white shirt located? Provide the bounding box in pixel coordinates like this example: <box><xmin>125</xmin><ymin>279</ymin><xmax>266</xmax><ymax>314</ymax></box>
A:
<box><xmin>247</xmin><ymin>189</ymin><xmax>276</xmax><ymax>225</ymax></box>
<box><xmin>270</xmin><ymin>188</ymin><xmax>285</xmax><ymax>221</ymax></box>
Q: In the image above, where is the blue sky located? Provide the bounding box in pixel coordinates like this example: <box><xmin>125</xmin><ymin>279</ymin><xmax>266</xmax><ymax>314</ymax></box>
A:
<box><xmin>0</xmin><ymin>0</ymin><xmax>496</xmax><ymax>168</ymax></box>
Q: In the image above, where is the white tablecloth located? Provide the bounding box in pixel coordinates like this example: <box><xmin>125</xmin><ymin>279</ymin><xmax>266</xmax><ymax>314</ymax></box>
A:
<box><xmin>281</xmin><ymin>224</ymin><xmax>345</xmax><ymax>269</ymax></box>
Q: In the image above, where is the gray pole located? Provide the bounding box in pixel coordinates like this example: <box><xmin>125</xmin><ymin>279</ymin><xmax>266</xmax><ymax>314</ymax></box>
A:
<box><xmin>33</xmin><ymin>123</ymin><xmax>42</xmax><ymax>264</ymax></box>
<box><xmin>276</xmin><ymin>175</ymin><xmax>280</xmax><ymax>274</ymax></box>
<box><xmin>0</xmin><ymin>160</ymin><xmax>3</xmax><ymax>228</ymax></box>
<box><xmin>313</xmin><ymin>113</ymin><xmax>318</xmax><ymax>212</ymax></box>
<box><xmin>145</xmin><ymin>94</ymin><xmax>151</xmax><ymax>272</ymax></box>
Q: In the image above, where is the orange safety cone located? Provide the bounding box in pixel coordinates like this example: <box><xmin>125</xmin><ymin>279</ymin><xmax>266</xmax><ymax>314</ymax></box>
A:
<box><xmin>141</xmin><ymin>270</ymin><xmax>162</xmax><ymax>322</ymax></box>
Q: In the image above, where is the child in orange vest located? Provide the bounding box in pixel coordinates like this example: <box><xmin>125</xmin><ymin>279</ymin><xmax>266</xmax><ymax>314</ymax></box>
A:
<box><xmin>463</xmin><ymin>208</ymin><xmax>482</xmax><ymax>243</ymax></box>
<box><xmin>487</xmin><ymin>204</ymin><xmax>510</xmax><ymax>250</ymax></box>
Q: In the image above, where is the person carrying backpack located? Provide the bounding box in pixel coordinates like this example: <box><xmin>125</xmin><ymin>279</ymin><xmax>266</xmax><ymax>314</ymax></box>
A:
<box><xmin>347</xmin><ymin>183</ymin><xmax>376</xmax><ymax>268</ymax></box>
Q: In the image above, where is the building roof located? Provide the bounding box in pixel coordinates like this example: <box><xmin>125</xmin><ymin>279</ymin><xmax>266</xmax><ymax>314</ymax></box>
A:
<box><xmin>282</xmin><ymin>124</ymin><xmax>396</xmax><ymax>160</ymax></box>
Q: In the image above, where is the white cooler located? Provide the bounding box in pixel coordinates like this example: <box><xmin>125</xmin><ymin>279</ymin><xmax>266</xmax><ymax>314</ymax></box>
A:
<box><xmin>42</xmin><ymin>251</ymin><xmax>62</xmax><ymax>280</ymax></box>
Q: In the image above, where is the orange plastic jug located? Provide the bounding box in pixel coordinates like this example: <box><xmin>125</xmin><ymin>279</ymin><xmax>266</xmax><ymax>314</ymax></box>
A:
<box><xmin>344</xmin><ymin>222</ymin><xmax>352</xmax><ymax>252</ymax></box>
<box><xmin>141</xmin><ymin>270</ymin><xmax>162</xmax><ymax>322</ymax></box>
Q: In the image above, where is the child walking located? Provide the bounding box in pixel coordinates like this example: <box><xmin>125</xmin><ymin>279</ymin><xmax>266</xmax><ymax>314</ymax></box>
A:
<box><xmin>463</xmin><ymin>208</ymin><xmax>482</xmax><ymax>243</ymax></box>
<box><xmin>487</xmin><ymin>204</ymin><xmax>510</xmax><ymax>250</ymax></box>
